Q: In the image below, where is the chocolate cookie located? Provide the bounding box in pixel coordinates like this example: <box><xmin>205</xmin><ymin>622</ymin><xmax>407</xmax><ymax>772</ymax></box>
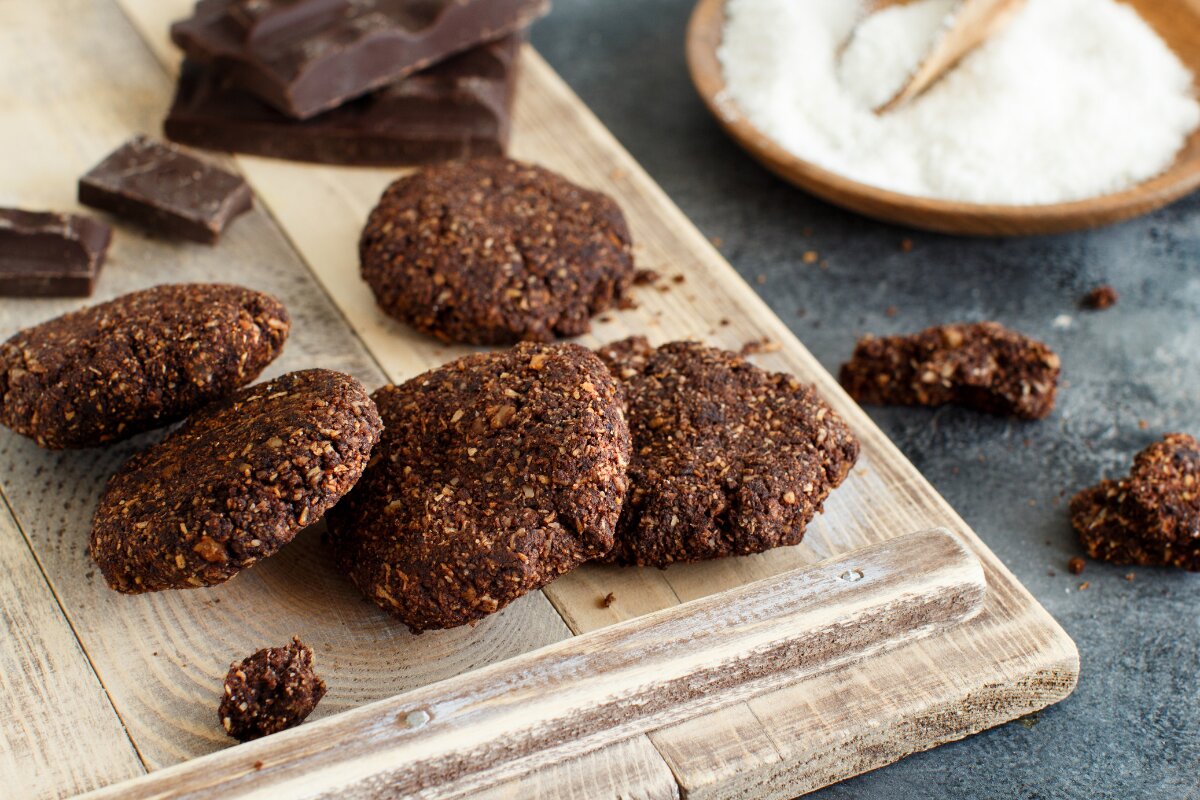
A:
<box><xmin>325</xmin><ymin>343</ymin><xmax>630</xmax><ymax>633</ymax></box>
<box><xmin>839</xmin><ymin>322</ymin><xmax>1060</xmax><ymax>420</ymax></box>
<box><xmin>219</xmin><ymin>637</ymin><xmax>326</xmax><ymax>742</ymax></box>
<box><xmin>598</xmin><ymin>337</ymin><xmax>859</xmax><ymax>567</ymax></box>
<box><xmin>359</xmin><ymin>158</ymin><xmax>634</xmax><ymax>345</ymax></box>
<box><xmin>0</xmin><ymin>283</ymin><xmax>289</xmax><ymax>449</ymax></box>
<box><xmin>1070</xmin><ymin>433</ymin><xmax>1200</xmax><ymax>571</ymax></box>
<box><xmin>91</xmin><ymin>369</ymin><xmax>382</xmax><ymax>593</ymax></box>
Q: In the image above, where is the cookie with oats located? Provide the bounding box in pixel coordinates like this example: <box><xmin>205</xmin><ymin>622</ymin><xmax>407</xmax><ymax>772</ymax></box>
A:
<box><xmin>325</xmin><ymin>342</ymin><xmax>630</xmax><ymax>633</ymax></box>
<box><xmin>0</xmin><ymin>283</ymin><xmax>289</xmax><ymax>449</ymax></box>
<box><xmin>359</xmin><ymin>157</ymin><xmax>634</xmax><ymax>345</ymax></box>
<box><xmin>90</xmin><ymin>369</ymin><xmax>381</xmax><ymax>593</ymax></box>
<box><xmin>597</xmin><ymin>337</ymin><xmax>859</xmax><ymax>567</ymax></box>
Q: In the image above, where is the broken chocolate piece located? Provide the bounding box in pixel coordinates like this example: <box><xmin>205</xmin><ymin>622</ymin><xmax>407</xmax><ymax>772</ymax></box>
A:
<box><xmin>839</xmin><ymin>322</ymin><xmax>1061</xmax><ymax>420</ymax></box>
<box><xmin>164</xmin><ymin>36</ymin><xmax>518</xmax><ymax>166</ymax></box>
<box><xmin>1070</xmin><ymin>433</ymin><xmax>1200</xmax><ymax>571</ymax></box>
<box><xmin>78</xmin><ymin>136</ymin><xmax>252</xmax><ymax>244</ymax></box>
<box><xmin>171</xmin><ymin>0</ymin><xmax>549</xmax><ymax>119</ymax></box>
<box><xmin>0</xmin><ymin>208</ymin><xmax>111</xmax><ymax>297</ymax></box>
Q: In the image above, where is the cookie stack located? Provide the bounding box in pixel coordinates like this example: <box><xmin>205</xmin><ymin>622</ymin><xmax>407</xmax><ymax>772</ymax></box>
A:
<box><xmin>162</xmin><ymin>0</ymin><xmax>549</xmax><ymax>166</ymax></box>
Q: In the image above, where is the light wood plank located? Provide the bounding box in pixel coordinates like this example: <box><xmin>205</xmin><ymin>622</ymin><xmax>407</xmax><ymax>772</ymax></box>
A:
<box><xmin>0</xmin><ymin>498</ymin><xmax>145</xmax><ymax>798</ymax></box>
<box><xmin>462</xmin><ymin>737</ymin><xmax>680</xmax><ymax>800</ymax></box>
<box><xmin>0</xmin><ymin>0</ymin><xmax>572</xmax><ymax>777</ymax></box>
<box><xmin>81</xmin><ymin>530</ymin><xmax>987</xmax><ymax>800</ymax></box>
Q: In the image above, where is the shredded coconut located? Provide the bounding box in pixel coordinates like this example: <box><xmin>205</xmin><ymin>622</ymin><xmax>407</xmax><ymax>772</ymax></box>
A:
<box><xmin>719</xmin><ymin>0</ymin><xmax>1200</xmax><ymax>205</ymax></box>
<box><xmin>838</xmin><ymin>0</ymin><xmax>957</xmax><ymax>109</ymax></box>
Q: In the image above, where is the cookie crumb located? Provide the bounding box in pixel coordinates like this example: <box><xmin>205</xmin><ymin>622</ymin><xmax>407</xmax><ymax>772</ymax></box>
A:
<box><xmin>840</xmin><ymin>322</ymin><xmax>1060</xmax><ymax>420</ymax></box>
<box><xmin>900</xmin><ymin>239</ymin><xmax>914</xmax><ymax>252</ymax></box>
<box><xmin>1070</xmin><ymin>433</ymin><xmax>1200</xmax><ymax>571</ymax></box>
<box><xmin>1082</xmin><ymin>284</ymin><xmax>1118</xmax><ymax>310</ymax></box>
<box><xmin>1078</xmin><ymin>581</ymin><xmax>1090</xmax><ymax>591</ymax></box>
<box><xmin>633</xmin><ymin>269</ymin><xmax>661</xmax><ymax>286</ymax></box>
<box><xmin>803</xmin><ymin>250</ymin><xmax>819</xmax><ymax>264</ymax></box>
<box><xmin>1124</xmin><ymin>572</ymin><xmax>1136</xmax><ymax>582</ymax></box>
<box><xmin>1138</xmin><ymin>419</ymin><xmax>1149</xmax><ymax>430</ymax></box>
<box><xmin>710</xmin><ymin>235</ymin><xmax>723</xmax><ymax>248</ymax></box>
<box><xmin>219</xmin><ymin>637</ymin><xmax>326</xmax><ymax>742</ymax></box>
<box><xmin>755</xmin><ymin>274</ymin><xmax>767</xmax><ymax>285</ymax></box>
<box><xmin>600</xmin><ymin>592</ymin><xmax>616</xmax><ymax>608</ymax></box>
<box><xmin>740</xmin><ymin>337</ymin><xmax>782</xmax><ymax>356</ymax></box>
<box><xmin>1067</xmin><ymin>556</ymin><xmax>1086</xmax><ymax>575</ymax></box>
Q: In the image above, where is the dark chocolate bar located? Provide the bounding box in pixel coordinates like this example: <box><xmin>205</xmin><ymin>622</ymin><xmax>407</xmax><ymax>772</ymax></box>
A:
<box><xmin>170</xmin><ymin>0</ymin><xmax>547</xmax><ymax>119</ymax></box>
<box><xmin>165</xmin><ymin>36</ymin><xmax>519</xmax><ymax>166</ymax></box>
<box><xmin>78</xmin><ymin>136</ymin><xmax>253</xmax><ymax>245</ymax></box>
<box><xmin>0</xmin><ymin>209</ymin><xmax>111</xmax><ymax>297</ymax></box>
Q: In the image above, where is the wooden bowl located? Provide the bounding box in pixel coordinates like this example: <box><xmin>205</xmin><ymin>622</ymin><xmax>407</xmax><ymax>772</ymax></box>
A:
<box><xmin>686</xmin><ymin>0</ymin><xmax>1200</xmax><ymax>236</ymax></box>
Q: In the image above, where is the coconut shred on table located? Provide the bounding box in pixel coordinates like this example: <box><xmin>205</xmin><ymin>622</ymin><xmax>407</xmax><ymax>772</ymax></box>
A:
<box><xmin>718</xmin><ymin>0</ymin><xmax>1200</xmax><ymax>205</ymax></box>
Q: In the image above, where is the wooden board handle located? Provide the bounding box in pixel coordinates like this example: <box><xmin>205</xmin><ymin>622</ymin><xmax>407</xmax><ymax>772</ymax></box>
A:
<box><xmin>82</xmin><ymin>528</ymin><xmax>986</xmax><ymax>800</ymax></box>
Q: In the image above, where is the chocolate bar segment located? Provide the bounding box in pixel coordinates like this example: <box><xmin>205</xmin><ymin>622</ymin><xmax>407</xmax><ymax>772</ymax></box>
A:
<box><xmin>78</xmin><ymin>136</ymin><xmax>253</xmax><ymax>245</ymax></box>
<box><xmin>165</xmin><ymin>36</ymin><xmax>518</xmax><ymax>166</ymax></box>
<box><xmin>0</xmin><ymin>209</ymin><xmax>111</xmax><ymax>297</ymax></box>
<box><xmin>170</xmin><ymin>0</ymin><xmax>548</xmax><ymax>119</ymax></box>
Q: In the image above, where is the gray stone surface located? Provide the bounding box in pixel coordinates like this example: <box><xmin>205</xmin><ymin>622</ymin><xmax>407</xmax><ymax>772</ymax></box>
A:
<box><xmin>531</xmin><ymin>3</ymin><xmax>1200</xmax><ymax>798</ymax></box>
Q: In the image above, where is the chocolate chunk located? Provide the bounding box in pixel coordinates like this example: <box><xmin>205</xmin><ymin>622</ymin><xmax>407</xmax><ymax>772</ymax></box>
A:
<box><xmin>171</xmin><ymin>0</ymin><xmax>549</xmax><ymax>119</ymax></box>
<box><xmin>0</xmin><ymin>208</ymin><xmax>111</xmax><ymax>297</ymax></box>
<box><xmin>325</xmin><ymin>343</ymin><xmax>630</xmax><ymax>633</ymax></box>
<box><xmin>90</xmin><ymin>369</ymin><xmax>382</xmax><ymax>593</ymax></box>
<box><xmin>164</xmin><ymin>36</ymin><xmax>518</xmax><ymax>166</ymax></box>
<box><xmin>0</xmin><ymin>284</ymin><xmax>289</xmax><ymax>449</ymax></box>
<box><xmin>1070</xmin><ymin>433</ymin><xmax>1200</xmax><ymax>571</ymax></box>
<box><xmin>598</xmin><ymin>338</ymin><xmax>859</xmax><ymax>567</ymax></box>
<box><xmin>839</xmin><ymin>322</ymin><xmax>1061</xmax><ymax>420</ymax></box>
<box><xmin>79</xmin><ymin>136</ymin><xmax>253</xmax><ymax>244</ymax></box>
<box><xmin>219</xmin><ymin>637</ymin><xmax>326</xmax><ymax>742</ymax></box>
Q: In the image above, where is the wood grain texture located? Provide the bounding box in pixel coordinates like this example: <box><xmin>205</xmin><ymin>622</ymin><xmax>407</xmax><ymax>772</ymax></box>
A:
<box><xmin>81</xmin><ymin>530</ymin><xmax>986</xmax><ymax>800</ymax></box>
<box><xmin>0</xmin><ymin>497</ymin><xmax>146</xmax><ymax>797</ymax></box>
<box><xmin>2</xmin><ymin>2</ymin><xmax>1081</xmax><ymax>798</ymax></box>
<box><xmin>464</xmin><ymin>737</ymin><xmax>680</xmax><ymax>800</ymax></box>
<box><xmin>0</xmin><ymin>0</ymin><xmax>571</xmax><ymax>780</ymax></box>
<box><xmin>687</xmin><ymin>0</ymin><xmax>1200</xmax><ymax>235</ymax></box>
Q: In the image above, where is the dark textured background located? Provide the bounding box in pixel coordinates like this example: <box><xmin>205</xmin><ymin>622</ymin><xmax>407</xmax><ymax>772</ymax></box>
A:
<box><xmin>531</xmin><ymin>2</ymin><xmax>1200</xmax><ymax>798</ymax></box>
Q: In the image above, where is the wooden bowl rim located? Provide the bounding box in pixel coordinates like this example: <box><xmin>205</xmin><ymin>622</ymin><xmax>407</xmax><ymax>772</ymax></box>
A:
<box><xmin>685</xmin><ymin>0</ymin><xmax>1200</xmax><ymax>235</ymax></box>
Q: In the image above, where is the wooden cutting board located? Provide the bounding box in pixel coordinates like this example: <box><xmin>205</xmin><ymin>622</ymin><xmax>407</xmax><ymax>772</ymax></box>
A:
<box><xmin>0</xmin><ymin>2</ymin><xmax>1077</xmax><ymax>798</ymax></box>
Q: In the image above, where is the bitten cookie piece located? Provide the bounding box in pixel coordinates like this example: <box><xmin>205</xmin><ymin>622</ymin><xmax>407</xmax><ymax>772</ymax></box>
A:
<box><xmin>0</xmin><ymin>283</ymin><xmax>289</xmax><ymax>449</ymax></box>
<box><xmin>1070</xmin><ymin>433</ymin><xmax>1200</xmax><ymax>571</ymax></box>
<box><xmin>325</xmin><ymin>343</ymin><xmax>630</xmax><ymax>633</ymax></box>
<box><xmin>219</xmin><ymin>637</ymin><xmax>326</xmax><ymax>742</ymax></box>
<box><xmin>598</xmin><ymin>337</ymin><xmax>859</xmax><ymax>567</ymax></box>
<box><xmin>91</xmin><ymin>369</ymin><xmax>382</xmax><ymax>593</ymax></box>
<box><xmin>359</xmin><ymin>157</ymin><xmax>635</xmax><ymax>345</ymax></box>
<box><xmin>839</xmin><ymin>322</ymin><xmax>1060</xmax><ymax>420</ymax></box>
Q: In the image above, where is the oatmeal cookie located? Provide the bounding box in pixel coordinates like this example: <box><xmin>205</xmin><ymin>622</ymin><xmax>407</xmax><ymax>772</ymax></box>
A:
<box><xmin>598</xmin><ymin>337</ymin><xmax>859</xmax><ymax>567</ymax></box>
<box><xmin>1070</xmin><ymin>433</ymin><xmax>1199</xmax><ymax>571</ymax></box>
<box><xmin>325</xmin><ymin>343</ymin><xmax>630</xmax><ymax>632</ymax></box>
<box><xmin>839</xmin><ymin>322</ymin><xmax>1060</xmax><ymax>420</ymax></box>
<box><xmin>0</xmin><ymin>283</ymin><xmax>289</xmax><ymax>448</ymax></box>
<box><xmin>359</xmin><ymin>158</ymin><xmax>634</xmax><ymax>345</ymax></box>
<box><xmin>90</xmin><ymin>369</ymin><xmax>381</xmax><ymax>593</ymax></box>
